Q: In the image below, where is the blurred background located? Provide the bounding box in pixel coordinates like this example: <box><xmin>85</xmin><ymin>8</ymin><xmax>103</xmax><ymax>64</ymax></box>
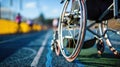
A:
<box><xmin>0</xmin><ymin>0</ymin><xmax>62</xmax><ymax>34</ymax></box>
<box><xmin>0</xmin><ymin>0</ymin><xmax>120</xmax><ymax>67</ymax></box>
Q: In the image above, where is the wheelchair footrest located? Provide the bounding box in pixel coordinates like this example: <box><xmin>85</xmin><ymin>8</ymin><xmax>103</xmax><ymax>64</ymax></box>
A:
<box><xmin>82</xmin><ymin>38</ymin><xmax>96</xmax><ymax>49</ymax></box>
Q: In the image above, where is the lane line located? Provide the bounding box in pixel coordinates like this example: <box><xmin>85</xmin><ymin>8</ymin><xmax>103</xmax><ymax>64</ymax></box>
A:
<box><xmin>45</xmin><ymin>37</ymin><xmax>52</xmax><ymax>67</ymax></box>
<box><xmin>7</xmin><ymin>47</ymin><xmax>37</xmax><ymax>64</ymax></box>
<box><xmin>3</xmin><ymin>34</ymin><xmax>45</xmax><ymax>65</ymax></box>
<box><xmin>0</xmin><ymin>37</ymin><xmax>22</xmax><ymax>44</ymax></box>
<box><xmin>0</xmin><ymin>34</ymin><xmax>34</xmax><ymax>44</ymax></box>
<box><xmin>31</xmin><ymin>32</ymin><xmax>50</xmax><ymax>67</ymax></box>
<box><xmin>74</xmin><ymin>59</ymin><xmax>84</xmax><ymax>67</ymax></box>
<box><xmin>46</xmin><ymin>46</ymin><xmax>52</xmax><ymax>67</ymax></box>
<box><xmin>111</xmin><ymin>40</ymin><xmax>120</xmax><ymax>45</ymax></box>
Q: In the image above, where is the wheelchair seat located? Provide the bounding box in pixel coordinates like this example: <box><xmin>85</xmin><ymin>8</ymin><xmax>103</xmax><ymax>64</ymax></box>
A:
<box><xmin>86</xmin><ymin>0</ymin><xmax>120</xmax><ymax>20</ymax></box>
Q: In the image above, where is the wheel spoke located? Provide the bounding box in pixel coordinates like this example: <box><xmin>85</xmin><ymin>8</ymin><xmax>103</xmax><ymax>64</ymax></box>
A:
<box><xmin>58</xmin><ymin>0</ymin><xmax>86</xmax><ymax>62</ymax></box>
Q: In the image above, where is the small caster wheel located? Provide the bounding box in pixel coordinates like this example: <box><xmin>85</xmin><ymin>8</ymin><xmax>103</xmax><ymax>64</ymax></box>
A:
<box><xmin>51</xmin><ymin>40</ymin><xmax>60</xmax><ymax>56</ymax></box>
<box><xmin>54</xmin><ymin>40</ymin><xmax>60</xmax><ymax>56</ymax></box>
<box><xmin>97</xmin><ymin>40</ymin><xmax>104</xmax><ymax>55</ymax></box>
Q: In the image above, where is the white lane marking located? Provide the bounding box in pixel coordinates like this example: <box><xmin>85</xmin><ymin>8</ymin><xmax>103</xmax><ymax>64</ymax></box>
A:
<box><xmin>4</xmin><ymin>35</ymin><xmax>44</xmax><ymax>64</ymax></box>
<box><xmin>0</xmin><ymin>34</ymin><xmax>33</xmax><ymax>44</ymax></box>
<box><xmin>3</xmin><ymin>47</ymin><xmax>37</xmax><ymax>64</ymax></box>
<box><xmin>0</xmin><ymin>37</ymin><xmax>21</xmax><ymax>44</ymax></box>
<box><xmin>22</xmin><ymin>47</ymin><xmax>37</xmax><ymax>59</ymax></box>
<box><xmin>31</xmin><ymin>32</ymin><xmax>50</xmax><ymax>67</ymax></box>
<box><xmin>45</xmin><ymin>40</ymin><xmax>52</xmax><ymax>67</ymax></box>
<box><xmin>111</xmin><ymin>40</ymin><xmax>120</xmax><ymax>45</ymax></box>
<box><xmin>12</xmin><ymin>47</ymin><xmax>36</xmax><ymax>63</ymax></box>
<box><xmin>45</xmin><ymin>31</ymin><xmax>53</xmax><ymax>67</ymax></box>
<box><xmin>74</xmin><ymin>59</ymin><xmax>84</xmax><ymax>67</ymax></box>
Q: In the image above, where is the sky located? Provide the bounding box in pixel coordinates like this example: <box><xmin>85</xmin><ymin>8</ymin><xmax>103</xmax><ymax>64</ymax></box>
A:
<box><xmin>0</xmin><ymin>0</ymin><xmax>63</xmax><ymax>19</ymax></box>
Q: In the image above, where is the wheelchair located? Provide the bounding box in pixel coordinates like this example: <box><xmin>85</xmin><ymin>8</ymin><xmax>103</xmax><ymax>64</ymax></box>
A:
<box><xmin>52</xmin><ymin>0</ymin><xmax>120</xmax><ymax>62</ymax></box>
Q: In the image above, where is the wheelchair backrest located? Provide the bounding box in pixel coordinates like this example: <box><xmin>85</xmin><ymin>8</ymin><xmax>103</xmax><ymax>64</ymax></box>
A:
<box><xmin>86</xmin><ymin>0</ymin><xmax>113</xmax><ymax>20</ymax></box>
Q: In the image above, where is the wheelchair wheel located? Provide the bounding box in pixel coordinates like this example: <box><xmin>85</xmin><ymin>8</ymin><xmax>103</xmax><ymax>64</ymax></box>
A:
<box><xmin>99</xmin><ymin>20</ymin><xmax>120</xmax><ymax>57</ymax></box>
<box><xmin>58</xmin><ymin>0</ymin><xmax>86</xmax><ymax>62</ymax></box>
